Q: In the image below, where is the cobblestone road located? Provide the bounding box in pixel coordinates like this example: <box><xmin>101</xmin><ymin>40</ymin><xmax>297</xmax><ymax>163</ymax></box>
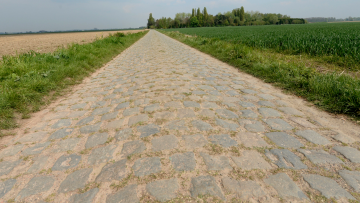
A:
<box><xmin>1</xmin><ymin>30</ymin><xmax>360</xmax><ymax>202</ymax></box>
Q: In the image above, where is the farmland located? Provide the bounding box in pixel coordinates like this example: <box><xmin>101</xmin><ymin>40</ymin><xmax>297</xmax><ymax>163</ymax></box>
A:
<box><xmin>167</xmin><ymin>23</ymin><xmax>360</xmax><ymax>69</ymax></box>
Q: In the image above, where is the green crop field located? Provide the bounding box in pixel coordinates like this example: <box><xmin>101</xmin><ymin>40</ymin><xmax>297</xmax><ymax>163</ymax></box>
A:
<box><xmin>166</xmin><ymin>23</ymin><xmax>360</xmax><ymax>68</ymax></box>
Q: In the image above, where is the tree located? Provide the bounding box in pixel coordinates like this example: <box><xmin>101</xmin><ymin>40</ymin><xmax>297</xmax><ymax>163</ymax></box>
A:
<box><xmin>203</xmin><ymin>7</ymin><xmax>208</xmax><ymax>26</ymax></box>
<box><xmin>192</xmin><ymin>9</ymin><xmax>195</xmax><ymax>17</ymax></box>
<box><xmin>240</xmin><ymin>6</ymin><xmax>245</xmax><ymax>21</ymax></box>
<box><xmin>147</xmin><ymin>13</ymin><xmax>155</xmax><ymax>28</ymax></box>
<box><xmin>190</xmin><ymin>16</ymin><xmax>199</xmax><ymax>27</ymax></box>
<box><xmin>197</xmin><ymin>8</ymin><xmax>203</xmax><ymax>26</ymax></box>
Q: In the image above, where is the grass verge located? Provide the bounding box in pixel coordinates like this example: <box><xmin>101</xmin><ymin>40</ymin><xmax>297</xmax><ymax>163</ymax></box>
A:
<box><xmin>160</xmin><ymin>30</ymin><xmax>360</xmax><ymax>120</ymax></box>
<box><xmin>0</xmin><ymin>31</ymin><xmax>148</xmax><ymax>131</ymax></box>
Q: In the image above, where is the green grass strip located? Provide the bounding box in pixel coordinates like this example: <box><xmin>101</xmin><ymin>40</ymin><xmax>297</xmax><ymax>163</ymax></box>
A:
<box><xmin>161</xmin><ymin>31</ymin><xmax>360</xmax><ymax>119</ymax></box>
<box><xmin>0</xmin><ymin>31</ymin><xmax>148</xmax><ymax>130</ymax></box>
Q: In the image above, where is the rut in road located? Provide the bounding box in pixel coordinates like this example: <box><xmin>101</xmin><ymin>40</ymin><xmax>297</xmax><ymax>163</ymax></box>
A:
<box><xmin>0</xmin><ymin>30</ymin><xmax>360</xmax><ymax>202</ymax></box>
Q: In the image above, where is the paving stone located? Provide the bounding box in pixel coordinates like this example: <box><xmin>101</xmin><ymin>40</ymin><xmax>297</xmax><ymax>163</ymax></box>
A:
<box><xmin>146</xmin><ymin>178</ymin><xmax>179</xmax><ymax>202</ymax></box>
<box><xmin>132</xmin><ymin>157</ymin><xmax>161</xmax><ymax>177</ymax></box>
<box><xmin>22</xmin><ymin>142</ymin><xmax>50</xmax><ymax>156</ymax></box>
<box><xmin>48</xmin><ymin>128</ymin><xmax>74</xmax><ymax>140</ymax></box>
<box><xmin>101</xmin><ymin>111</ymin><xmax>119</xmax><ymax>121</ymax></box>
<box><xmin>232</xmin><ymin>151</ymin><xmax>272</xmax><ymax>170</ymax></box>
<box><xmin>184</xmin><ymin>101</ymin><xmax>200</xmax><ymax>108</ymax></box>
<box><xmin>237</xmin><ymin>132</ymin><xmax>269</xmax><ymax>147</ymax></box>
<box><xmin>111</xmin><ymin>98</ymin><xmax>126</xmax><ymax>105</ymax></box>
<box><xmin>265</xmin><ymin>132</ymin><xmax>304</xmax><ymax>148</ymax></box>
<box><xmin>58</xmin><ymin>168</ymin><xmax>93</xmax><ymax>193</ymax></box>
<box><xmin>240</xmin><ymin>110</ymin><xmax>258</xmax><ymax>118</ymax></box>
<box><xmin>190</xmin><ymin>175</ymin><xmax>225</xmax><ymax>200</ymax></box>
<box><xmin>69</xmin><ymin>188</ymin><xmax>99</xmax><ymax>203</ymax></box>
<box><xmin>76</xmin><ymin>116</ymin><xmax>94</xmax><ymax>126</ymax></box>
<box><xmin>106</xmin><ymin>184</ymin><xmax>139</xmax><ymax>203</ymax></box>
<box><xmin>333</xmin><ymin>146</ymin><xmax>360</xmax><ymax>163</ymax></box>
<box><xmin>17</xmin><ymin>131</ymin><xmax>48</xmax><ymax>143</ymax></box>
<box><xmin>303</xmin><ymin>174</ymin><xmax>355</xmax><ymax>200</ymax></box>
<box><xmin>51</xmin><ymin>119</ymin><xmax>72</xmax><ymax>129</ymax></box>
<box><xmin>216</xmin><ymin>109</ymin><xmax>239</xmax><ymax>119</ymax></box>
<box><xmin>154</xmin><ymin>111</ymin><xmax>176</xmax><ymax>119</ymax></box>
<box><xmin>215</xmin><ymin>118</ymin><xmax>239</xmax><ymax>131</ymax></box>
<box><xmin>170</xmin><ymin>152</ymin><xmax>196</xmax><ymax>171</ymax></box>
<box><xmin>208</xmin><ymin>90</ymin><xmax>221</xmax><ymax>96</ymax></box>
<box><xmin>222</xmin><ymin>177</ymin><xmax>266</xmax><ymax>199</ymax></box>
<box><xmin>144</xmin><ymin>104</ymin><xmax>160</xmax><ymax>112</ymax></box>
<box><xmin>52</xmin><ymin>154</ymin><xmax>81</xmax><ymax>171</ymax></box>
<box><xmin>295</xmin><ymin>130</ymin><xmax>331</xmax><ymax>145</ymax></box>
<box><xmin>245</xmin><ymin>121</ymin><xmax>266</xmax><ymax>132</ymax></box>
<box><xmin>27</xmin><ymin>156</ymin><xmax>48</xmax><ymax>173</ymax></box>
<box><xmin>275</xmin><ymin>100</ymin><xmax>290</xmax><ymax>106</ymax></box>
<box><xmin>238</xmin><ymin>101</ymin><xmax>256</xmax><ymax>108</ymax></box>
<box><xmin>226</xmin><ymin>90</ymin><xmax>240</xmax><ymax>96</ymax></box>
<box><xmin>199</xmin><ymin>85</ymin><xmax>215</xmax><ymax>90</ymax></box>
<box><xmin>128</xmin><ymin>114</ymin><xmax>148</xmax><ymax>126</ymax></box>
<box><xmin>96</xmin><ymin>159</ymin><xmax>127</xmax><ymax>182</ymax></box>
<box><xmin>123</xmin><ymin>107</ymin><xmax>140</xmax><ymax>116</ymax></box>
<box><xmin>91</xmin><ymin>107</ymin><xmax>111</xmax><ymax>116</ymax></box>
<box><xmin>0</xmin><ymin>179</ymin><xmax>16</xmax><ymax>198</ymax></box>
<box><xmin>192</xmin><ymin>120</ymin><xmax>213</xmax><ymax>131</ymax></box>
<box><xmin>83</xmin><ymin>97</ymin><xmax>97</xmax><ymax>102</ymax></box>
<box><xmin>16</xmin><ymin>176</ymin><xmax>54</xmax><ymax>199</ymax></box>
<box><xmin>243</xmin><ymin>95</ymin><xmax>259</xmax><ymax>101</ymax></box>
<box><xmin>290</xmin><ymin>117</ymin><xmax>318</xmax><ymax>128</ymax></box>
<box><xmin>31</xmin><ymin>122</ymin><xmax>48</xmax><ymax>131</ymax></box>
<box><xmin>215</xmin><ymin>85</ymin><xmax>231</xmax><ymax>91</ymax></box>
<box><xmin>278</xmin><ymin>107</ymin><xmax>304</xmax><ymax>116</ymax></box>
<box><xmin>208</xmin><ymin>134</ymin><xmax>237</xmax><ymax>148</ymax></box>
<box><xmin>266</xmin><ymin>149</ymin><xmax>307</xmax><ymax>169</ymax></box>
<box><xmin>85</xmin><ymin>133</ymin><xmax>109</xmax><ymax>149</ymax></box>
<box><xmin>192</xmin><ymin>90</ymin><xmax>206</xmax><ymax>95</ymax></box>
<box><xmin>200</xmin><ymin>153</ymin><xmax>232</xmax><ymax>171</ymax></box>
<box><xmin>121</xmin><ymin>140</ymin><xmax>146</xmax><ymax>156</ymax></box>
<box><xmin>106</xmin><ymin>119</ymin><xmax>125</xmax><ymax>129</ymax></box>
<box><xmin>258</xmin><ymin>94</ymin><xmax>276</xmax><ymax>100</ymax></box>
<box><xmin>241</xmin><ymin>89</ymin><xmax>257</xmax><ymax>94</ymax></box>
<box><xmin>0</xmin><ymin>144</ymin><xmax>23</xmax><ymax>159</ymax></box>
<box><xmin>88</xmin><ymin>144</ymin><xmax>117</xmax><ymax>165</ymax></box>
<box><xmin>53</xmin><ymin>138</ymin><xmax>80</xmax><ymax>153</ymax></box>
<box><xmin>113</xmin><ymin>88</ymin><xmax>124</xmax><ymax>93</ymax></box>
<box><xmin>177</xmin><ymin>109</ymin><xmax>196</xmax><ymax>118</ymax></box>
<box><xmin>222</xmin><ymin>102</ymin><xmax>237</xmax><ymax>108</ymax></box>
<box><xmin>115</xmin><ymin>128</ymin><xmax>133</xmax><ymax>141</ymax></box>
<box><xmin>339</xmin><ymin>170</ymin><xmax>360</xmax><ymax>192</ymax></box>
<box><xmin>264</xmin><ymin>173</ymin><xmax>308</xmax><ymax>200</ymax></box>
<box><xmin>43</xmin><ymin>111</ymin><xmax>69</xmax><ymax>121</ymax></box>
<box><xmin>71</xmin><ymin>103</ymin><xmax>87</xmax><ymax>110</ymax></box>
<box><xmin>331</xmin><ymin>133</ymin><xmax>356</xmax><ymax>144</ymax></box>
<box><xmin>263</xmin><ymin>118</ymin><xmax>294</xmax><ymax>130</ymax></box>
<box><xmin>0</xmin><ymin>160</ymin><xmax>21</xmax><ymax>176</ymax></box>
<box><xmin>297</xmin><ymin>149</ymin><xmax>343</xmax><ymax>164</ymax></box>
<box><xmin>68</xmin><ymin>111</ymin><xmax>87</xmax><ymax>118</ymax></box>
<box><xmin>137</xmin><ymin>124</ymin><xmax>161</xmax><ymax>138</ymax></box>
<box><xmin>115</xmin><ymin>102</ymin><xmax>129</xmax><ymax>110</ymax></box>
<box><xmin>230</xmin><ymin>84</ymin><xmax>244</xmax><ymax>89</ymax></box>
<box><xmin>80</xmin><ymin>122</ymin><xmax>101</xmax><ymax>134</ymax></box>
<box><xmin>202</xmin><ymin>101</ymin><xmax>220</xmax><ymax>109</ymax></box>
<box><xmin>258</xmin><ymin>101</ymin><xmax>275</xmax><ymax>107</ymax></box>
<box><xmin>199</xmin><ymin>109</ymin><xmax>215</xmax><ymax>118</ymax></box>
<box><xmin>258</xmin><ymin>108</ymin><xmax>281</xmax><ymax>118</ymax></box>
<box><xmin>152</xmin><ymin>135</ymin><xmax>178</xmax><ymax>151</ymax></box>
<box><xmin>182</xmin><ymin>134</ymin><xmax>208</xmax><ymax>149</ymax></box>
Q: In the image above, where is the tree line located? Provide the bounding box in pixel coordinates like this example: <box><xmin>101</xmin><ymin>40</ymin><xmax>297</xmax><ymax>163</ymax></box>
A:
<box><xmin>147</xmin><ymin>7</ymin><xmax>305</xmax><ymax>29</ymax></box>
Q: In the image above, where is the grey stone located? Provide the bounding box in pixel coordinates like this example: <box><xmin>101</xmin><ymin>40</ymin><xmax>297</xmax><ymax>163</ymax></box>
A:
<box><xmin>92</xmin><ymin>107</ymin><xmax>111</xmax><ymax>116</ymax></box>
<box><xmin>263</xmin><ymin>119</ymin><xmax>294</xmax><ymax>130</ymax></box>
<box><xmin>199</xmin><ymin>109</ymin><xmax>215</xmax><ymax>118</ymax></box>
<box><xmin>115</xmin><ymin>128</ymin><xmax>133</xmax><ymax>141</ymax></box>
<box><xmin>243</xmin><ymin>95</ymin><xmax>259</xmax><ymax>101</ymax></box>
<box><xmin>303</xmin><ymin>174</ymin><xmax>355</xmax><ymax>200</ymax></box>
<box><xmin>222</xmin><ymin>177</ymin><xmax>266</xmax><ymax>199</ymax></box>
<box><xmin>238</xmin><ymin>101</ymin><xmax>256</xmax><ymax>108</ymax></box>
<box><xmin>216</xmin><ymin>109</ymin><xmax>239</xmax><ymax>119</ymax></box>
<box><xmin>295</xmin><ymin>130</ymin><xmax>331</xmax><ymax>145</ymax></box>
<box><xmin>215</xmin><ymin>86</ymin><xmax>231</xmax><ymax>91</ymax></box>
<box><xmin>68</xmin><ymin>111</ymin><xmax>87</xmax><ymax>118</ymax></box>
<box><xmin>83</xmin><ymin>97</ymin><xmax>97</xmax><ymax>102</ymax></box>
<box><xmin>91</xmin><ymin>101</ymin><xmax>106</xmax><ymax>109</ymax></box>
<box><xmin>237</xmin><ymin>132</ymin><xmax>269</xmax><ymax>147</ymax></box>
<box><xmin>201</xmin><ymin>102</ymin><xmax>219</xmax><ymax>109</ymax></box>
<box><xmin>71</xmin><ymin>103</ymin><xmax>87</xmax><ymax>110</ymax></box>
<box><xmin>339</xmin><ymin>170</ymin><xmax>360</xmax><ymax>192</ymax></box>
<box><xmin>51</xmin><ymin>119</ymin><xmax>72</xmax><ymax>129</ymax></box>
<box><xmin>241</xmin><ymin>89</ymin><xmax>257</xmax><ymax>94</ymax></box>
<box><xmin>88</xmin><ymin>144</ymin><xmax>117</xmax><ymax>165</ymax></box>
<box><xmin>209</xmin><ymin>90</ymin><xmax>221</xmax><ymax>96</ymax></box>
<box><xmin>106</xmin><ymin>119</ymin><xmax>125</xmax><ymax>129</ymax></box>
<box><xmin>0</xmin><ymin>144</ymin><xmax>23</xmax><ymax>159</ymax></box>
<box><xmin>137</xmin><ymin>124</ymin><xmax>161</xmax><ymax>138</ymax></box>
<box><xmin>96</xmin><ymin>159</ymin><xmax>127</xmax><ymax>182</ymax></box>
<box><xmin>121</xmin><ymin>140</ymin><xmax>146</xmax><ymax>156</ymax></box>
<box><xmin>265</xmin><ymin>132</ymin><xmax>304</xmax><ymax>148</ymax></box>
<box><xmin>115</xmin><ymin>102</ymin><xmax>129</xmax><ymax>110</ymax></box>
<box><xmin>275</xmin><ymin>100</ymin><xmax>290</xmax><ymax>106</ymax></box>
<box><xmin>264</xmin><ymin>173</ymin><xmax>308</xmax><ymax>200</ymax></box>
<box><xmin>258</xmin><ymin>101</ymin><xmax>275</xmax><ymax>107</ymax></box>
<box><xmin>297</xmin><ymin>149</ymin><xmax>343</xmax><ymax>164</ymax></box>
<box><xmin>192</xmin><ymin>120</ymin><xmax>213</xmax><ymax>131</ymax></box>
<box><xmin>278</xmin><ymin>107</ymin><xmax>304</xmax><ymax>116</ymax></box>
<box><xmin>58</xmin><ymin>168</ymin><xmax>92</xmax><ymax>193</ymax></box>
<box><xmin>331</xmin><ymin>133</ymin><xmax>356</xmax><ymax>144</ymax></box>
<box><xmin>333</xmin><ymin>146</ymin><xmax>360</xmax><ymax>163</ymax></box>
<box><xmin>164</xmin><ymin>101</ymin><xmax>182</xmax><ymax>108</ymax></box>
<box><xmin>206</xmin><ymin>77</ymin><xmax>216</xmax><ymax>81</ymax></box>
<box><xmin>222</xmin><ymin>102</ymin><xmax>237</xmax><ymax>108</ymax></box>
<box><xmin>85</xmin><ymin>133</ymin><xmax>108</xmax><ymax>149</ymax></box>
<box><xmin>106</xmin><ymin>184</ymin><xmax>139</xmax><ymax>203</ymax></box>
<box><xmin>128</xmin><ymin>114</ymin><xmax>148</xmax><ymax>126</ymax></box>
<box><xmin>80</xmin><ymin>122</ymin><xmax>101</xmax><ymax>134</ymax></box>
<box><xmin>0</xmin><ymin>179</ymin><xmax>16</xmax><ymax>198</ymax></box>
<box><xmin>177</xmin><ymin>109</ymin><xmax>196</xmax><ymax>118</ymax></box>
<box><xmin>290</xmin><ymin>117</ymin><xmax>318</xmax><ymax>128</ymax></box>
<box><xmin>123</xmin><ymin>107</ymin><xmax>140</xmax><ymax>116</ymax></box>
<box><xmin>215</xmin><ymin>118</ymin><xmax>239</xmax><ymax>131</ymax></box>
<box><xmin>226</xmin><ymin>90</ymin><xmax>240</xmax><ymax>96</ymax></box>
<box><xmin>258</xmin><ymin>94</ymin><xmax>276</xmax><ymax>100</ymax></box>
<box><xmin>165</xmin><ymin>120</ymin><xmax>189</xmax><ymax>131</ymax></box>
<box><xmin>31</xmin><ymin>122</ymin><xmax>48</xmax><ymax>131</ymax></box>
<box><xmin>170</xmin><ymin>152</ymin><xmax>196</xmax><ymax>171</ymax></box>
<box><xmin>17</xmin><ymin>131</ymin><xmax>48</xmax><ymax>143</ymax></box>
<box><xmin>266</xmin><ymin>149</ymin><xmax>307</xmax><ymax>169</ymax></box>
<box><xmin>22</xmin><ymin>142</ymin><xmax>50</xmax><ymax>156</ymax></box>
<box><xmin>48</xmin><ymin>128</ymin><xmax>74</xmax><ymax>140</ymax></box>
<box><xmin>132</xmin><ymin>157</ymin><xmax>161</xmax><ymax>177</ymax></box>
<box><xmin>152</xmin><ymin>135</ymin><xmax>178</xmax><ymax>151</ymax></box>
<box><xmin>232</xmin><ymin>151</ymin><xmax>272</xmax><ymax>170</ymax></box>
<box><xmin>144</xmin><ymin>104</ymin><xmax>160</xmax><ymax>112</ymax></box>
<box><xmin>199</xmin><ymin>85</ymin><xmax>215</xmax><ymax>90</ymax></box>
<box><xmin>190</xmin><ymin>176</ymin><xmax>225</xmax><ymax>200</ymax></box>
<box><xmin>52</xmin><ymin>154</ymin><xmax>81</xmax><ymax>171</ymax></box>
<box><xmin>209</xmin><ymin>134</ymin><xmax>237</xmax><ymax>148</ymax></box>
<box><xmin>258</xmin><ymin>108</ymin><xmax>281</xmax><ymax>118</ymax></box>
<box><xmin>53</xmin><ymin>138</ymin><xmax>80</xmax><ymax>153</ymax></box>
<box><xmin>76</xmin><ymin>116</ymin><xmax>94</xmax><ymax>126</ymax></box>
<box><xmin>184</xmin><ymin>101</ymin><xmax>200</xmax><ymax>108</ymax></box>
<box><xmin>111</xmin><ymin>98</ymin><xmax>126</xmax><ymax>105</ymax></box>
<box><xmin>69</xmin><ymin>188</ymin><xmax>99</xmax><ymax>203</ymax></box>
<box><xmin>0</xmin><ymin>160</ymin><xmax>21</xmax><ymax>176</ymax></box>
<box><xmin>27</xmin><ymin>156</ymin><xmax>49</xmax><ymax>173</ymax></box>
<box><xmin>104</xmin><ymin>94</ymin><xmax>116</xmax><ymax>100</ymax></box>
<box><xmin>244</xmin><ymin>121</ymin><xmax>265</xmax><ymax>132</ymax></box>
<box><xmin>113</xmin><ymin>88</ymin><xmax>124</xmax><ymax>93</ymax></box>
<box><xmin>192</xmin><ymin>90</ymin><xmax>206</xmax><ymax>95</ymax></box>
<box><xmin>200</xmin><ymin>153</ymin><xmax>232</xmax><ymax>171</ymax></box>
<box><xmin>154</xmin><ymin>111</ymin><xmax>176</xmax><ymax>119</ymax></box>
<box><xmin>146</xmin><ymin>178</ymin><xmax>179</xmax><ymax>202</ymax></box>
<box><xmin>182</xmin><ymin>134</ymin><xmax>208</xmax><ymax>149</ymax></box>
<box><xmin>17</xmin><ymin>176</ymin><xmax>54</xmax><ymax>199</ymax></box>
<box><xmin>101</xmin><ymin>111</ymin><xmax>118</xmax><ymax>121</ymax></box>
<box><xmin>240</xmin><ymin>110</ymin><xmax>258</xmax><ymax>118</ymax></box>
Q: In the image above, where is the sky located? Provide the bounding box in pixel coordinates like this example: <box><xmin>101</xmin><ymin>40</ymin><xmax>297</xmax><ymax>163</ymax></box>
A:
<box><xmin>0</xmin><ymin>0</ymin><xmax>359</xmax><ymax>32</ymax></box>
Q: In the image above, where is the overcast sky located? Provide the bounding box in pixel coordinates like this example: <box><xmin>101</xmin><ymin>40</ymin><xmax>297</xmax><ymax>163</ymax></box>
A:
<box><xmin>0</xmin><ymin>0</ymin><xmax>358</xmax><ymax>32</ymax></box>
